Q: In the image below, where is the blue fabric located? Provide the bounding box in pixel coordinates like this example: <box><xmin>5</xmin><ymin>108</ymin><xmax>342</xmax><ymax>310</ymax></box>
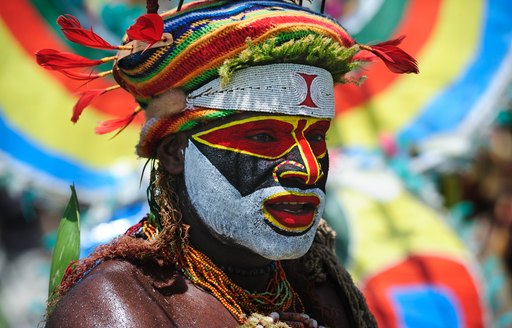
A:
<box><xmin>391</xmin><ymin>285</ymin><xmax>461</xmax><ymax>328</ymax></box>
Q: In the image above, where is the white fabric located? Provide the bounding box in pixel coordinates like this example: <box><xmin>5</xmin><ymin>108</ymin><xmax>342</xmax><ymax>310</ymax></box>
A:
<box><xmin>186</xmin><ymin>64</ymin><xmax>335</xmax><ymax>118</ymax></box>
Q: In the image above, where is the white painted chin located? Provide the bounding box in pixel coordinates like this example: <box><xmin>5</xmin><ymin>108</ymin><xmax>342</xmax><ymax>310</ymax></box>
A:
<box><xmin>183</xmin><ymin>142</ymin><xmax>325</xmax><ymax>260</ymax></box>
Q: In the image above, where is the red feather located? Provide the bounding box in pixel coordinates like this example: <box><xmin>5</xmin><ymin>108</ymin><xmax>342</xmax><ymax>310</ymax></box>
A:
<box><xmin>57</xmin><ymin>14</ymin><xmax>81</xmax><ymax>29</ymax></box>
<box><xmin>72</xmin><ymin>89</ymin><xmax>108</xmax><ymax>123</ymax></box>
<box><xmin>36</xmin><ymin>49</ymin><xmax>105</xmax><ymax>70</ymax></box>
<box><xmin>58</xmin><ymin>69</ymin><xmax>110</xmax><ymax>81</ymax></box>
<box><xmin>363</xmin><ymin>36</ymin><xmax>419</xmax><ymax>74</ymax></box>
<box><xmin>351</xmin><ymin>52</ymin><xmax>375</xmax><ymax>63</ymax></box>
<box><xmin>95</xmin><ymin>108</ymin><xmax>142</xmax><ymax>137</ymax></box>
<box><xmin>126</xmin><ymin>14</ymin><xmax>164</xmax><ymax>47</ymax></box>
<box><xmin>57</xmin><ymin>14</ymin><xmax>118</xmax><ymax>50</ymax></box>
<box><xmin>124</xmin><ymin>219</ymin><xmax>145</xmax><ymax>236</ymax></box>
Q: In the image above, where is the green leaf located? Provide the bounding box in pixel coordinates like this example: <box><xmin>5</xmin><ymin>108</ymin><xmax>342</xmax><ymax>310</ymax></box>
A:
<box><xmin>48</xmin><ymin>185</ymin><xmax>81</xmax><ymax>300</ymax></box>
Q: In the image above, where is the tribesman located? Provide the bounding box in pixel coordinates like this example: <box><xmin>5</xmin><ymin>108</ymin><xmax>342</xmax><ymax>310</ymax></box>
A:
<box><xmin>37</xmin><ymin>0</ymin><xmax>418</xmax><ymax>326</ymax></box>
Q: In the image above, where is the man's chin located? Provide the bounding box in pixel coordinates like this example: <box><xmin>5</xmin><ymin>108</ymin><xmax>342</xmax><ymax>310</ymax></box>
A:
<box><xmin>256</xmin><ymin>244</ymin><xmax>312</xmax><ymax>261</ymax></box>
<box><xmin>209</xmin><ymin>227</ymin><xmax>314</xmax><ymax>261</ymax></box>
<box><xmin>245</xmin><ymin>229</ymin><xmax>317</xmax><ymax>261</ymax></box>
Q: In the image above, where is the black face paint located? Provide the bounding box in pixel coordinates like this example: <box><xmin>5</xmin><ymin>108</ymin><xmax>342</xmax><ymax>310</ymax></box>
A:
<box><xmin>182</xmin><ymin>115</ymin><xmax>331</xmax><ymax>258</ymax></box>
<box><xmin>191</xmin><ymin>140</ymin><xmax>328</xmax><ymax>196</ymax></box>
<box><xmin>190</xmin><ymin>115</ymin><xmax>330</xmax><ymax>197</ymax></box>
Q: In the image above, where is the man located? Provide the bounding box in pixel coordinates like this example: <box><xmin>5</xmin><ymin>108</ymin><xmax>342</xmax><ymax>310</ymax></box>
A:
<box><xmin>40</xmin><ymin>0</ymin><xmax>417</xmax><ymax>326</ymax></box>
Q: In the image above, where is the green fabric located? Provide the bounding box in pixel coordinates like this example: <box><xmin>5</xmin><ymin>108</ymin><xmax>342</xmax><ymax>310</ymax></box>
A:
<box><xmin>353</xmin><ymin>0</ymin><xmax>409</xmax><ymax>43</ymax></box>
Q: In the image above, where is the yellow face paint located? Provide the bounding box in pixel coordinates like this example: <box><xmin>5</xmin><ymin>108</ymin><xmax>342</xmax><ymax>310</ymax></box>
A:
<box><xmin>183</xmin><ymin>114</ymin><xmax>330</xmax><ymax>257</ymax></box>
<box><xmin>193</xmin><ymin>115</ymin><xmax>330</xmax><ymax>185</ymax></box>
<box><xmin>192</xmin><ymin>115</ymin><xmax>330</xmax><ymax>159</ymax></box>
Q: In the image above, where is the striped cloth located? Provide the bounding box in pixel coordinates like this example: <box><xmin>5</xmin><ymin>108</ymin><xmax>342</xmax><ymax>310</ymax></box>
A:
<box><xmin>113</xmin><ymin>0</ymin><xmax>355</xmax><ymax>105</ymax></box>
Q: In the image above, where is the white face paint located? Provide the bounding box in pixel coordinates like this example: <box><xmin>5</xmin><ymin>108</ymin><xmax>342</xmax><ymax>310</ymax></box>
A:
<box><xmin>183</xmin><ymin>141</ymin><xmax>326</xmax><ymax>260</ymax></box>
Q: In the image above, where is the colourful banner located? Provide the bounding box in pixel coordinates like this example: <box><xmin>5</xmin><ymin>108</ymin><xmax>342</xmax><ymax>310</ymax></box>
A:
<box><xmin>323</xmin><ymin>0</ymin><xmax>511</xmax><ymax>326</ymax></box>
<box><xmin>0</xmin><ymin>0</ymin><xmax>144</xmax><ymax>202</ymax></box>
<box><xmin>1</xmin><ymin>0</ymin><xmax>511</xmax><ymax>326</ymax></box>
<box><xmin>331</xmin><ymin>0</ymin><xmax>512</xmax><ymax>150</ymax></box>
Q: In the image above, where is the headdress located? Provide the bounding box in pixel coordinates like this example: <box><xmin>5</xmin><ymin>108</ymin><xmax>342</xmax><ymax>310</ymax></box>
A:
<box><xmin>36</xmin><ymin>0</ymin><xmax>418</xmax><ymax>158</ymax></box>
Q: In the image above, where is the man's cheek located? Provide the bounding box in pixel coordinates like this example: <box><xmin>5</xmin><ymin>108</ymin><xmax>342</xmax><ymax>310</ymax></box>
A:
<box><xmin>191</xmin><ymin>137</ymin><xmax>329</xmax><ymax>194</ymax></box>
<box><xmin>318</xmin><ymin>154</ymin><xmax>329</xmax><ymax>192</ymax></box>
<box><xmin>192</xmin><ymin>140</ymin><xmax>277</xmax><ymax>196</ymax></box>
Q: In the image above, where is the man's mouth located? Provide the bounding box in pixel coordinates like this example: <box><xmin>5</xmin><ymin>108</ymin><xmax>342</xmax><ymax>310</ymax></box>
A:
<box><xmin>263</xmin><ymin>194</ymin><xmax>320</xmax><ymax>230</ymax></box>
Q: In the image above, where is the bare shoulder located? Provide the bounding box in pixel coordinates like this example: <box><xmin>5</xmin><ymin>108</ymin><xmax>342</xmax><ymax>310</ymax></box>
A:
<box><xmin>45</xmin><ymin>260</ymin><xmax>166</xmax><ymax>327</ymax></box>
<box><xmin>45</xmin><ymin>259</ymin><xmax>237</xmax><ymax>327</ymax></box>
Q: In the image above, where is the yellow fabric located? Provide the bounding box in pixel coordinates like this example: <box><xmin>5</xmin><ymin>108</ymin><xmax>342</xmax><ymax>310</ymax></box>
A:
<box><xmin>332</xmin><ymin>0</ymin><xmax>483</xmax><ymax>148</ymax></box>
<box><xmin>0</xmin><ymin>19</ymin><xmax>138</xmax><ymax>169</ymax></box>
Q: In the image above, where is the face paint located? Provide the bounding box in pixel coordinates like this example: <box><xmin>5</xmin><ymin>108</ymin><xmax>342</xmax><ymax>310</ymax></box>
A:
<box><xmin>193</xmin><ymin>116</ymin><xmax>330</xmax><ymax>195</ymax></box>
<box><xmin>183</xmin><ymin>115</ymin><xmax>330</xmax><ymax>260</ymax></box>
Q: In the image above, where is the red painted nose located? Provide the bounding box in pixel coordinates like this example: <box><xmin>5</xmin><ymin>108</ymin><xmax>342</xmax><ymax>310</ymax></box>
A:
<box><xmin>275</xmin><ymin>120</ymin><xmax>324</xmax><ymax>185</ymax></box>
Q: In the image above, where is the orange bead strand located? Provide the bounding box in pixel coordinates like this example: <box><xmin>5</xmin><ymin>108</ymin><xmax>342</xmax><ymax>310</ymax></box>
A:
<box><xmin>178</xmin><ymin>246</ymin><xmax>304</xmax><ymax>323</ymax></box>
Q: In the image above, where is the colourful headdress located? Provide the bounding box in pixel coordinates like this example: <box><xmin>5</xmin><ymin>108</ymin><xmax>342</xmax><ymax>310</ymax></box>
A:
<box><xmin>36</xmin><ymin>0</ymin><xmax>418</xmax><ymax>158</ymax></box>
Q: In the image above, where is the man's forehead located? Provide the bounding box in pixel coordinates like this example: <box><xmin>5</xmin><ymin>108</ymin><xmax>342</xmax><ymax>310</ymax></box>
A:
<box><xmin>187</xmin><ymin>64</ymin><xmax>335</xmax><ymax>119</ymax></box>
<box><xmin>190</xmin><ymin>113</ymin><xmax>332</xmax><ymax>134</ymax></box>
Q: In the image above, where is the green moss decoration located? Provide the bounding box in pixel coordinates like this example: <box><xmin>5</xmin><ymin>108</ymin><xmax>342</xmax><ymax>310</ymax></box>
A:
<box><xmin>219</xmin><ymin>34</ymin><xmax>363</xmax><ymax>86</ymax></box>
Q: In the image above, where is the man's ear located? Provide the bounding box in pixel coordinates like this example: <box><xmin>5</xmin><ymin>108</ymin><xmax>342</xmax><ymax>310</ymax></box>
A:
<box><xmin>157</xmin><ymin>133</ymin><xmax>188</xmax><ymax>175</ymax></box>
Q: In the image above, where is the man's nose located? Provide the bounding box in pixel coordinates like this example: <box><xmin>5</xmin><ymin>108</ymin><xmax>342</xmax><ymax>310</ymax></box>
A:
<box><xmin>273</xmin><ymin>144</ymin><xmax>323</xmax><ymax>186</ymax></box>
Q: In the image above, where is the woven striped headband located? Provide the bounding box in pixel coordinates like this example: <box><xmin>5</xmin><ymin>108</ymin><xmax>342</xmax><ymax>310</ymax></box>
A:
<box><xmin>114</xmin><ymin>0</ymin><xmax>357</xmax><ymax>100</ymax></box>
<box><xmin>35</xmin><ymin>0</ymin><xmax>418</xmax><ymax>158</ymax></box>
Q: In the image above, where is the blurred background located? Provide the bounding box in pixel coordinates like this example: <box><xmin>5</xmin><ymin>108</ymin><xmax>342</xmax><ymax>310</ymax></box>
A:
<box><xmin>0</xmin><ymin>0</ymin><xmax>511</xmax><ymax>327</ymax></box>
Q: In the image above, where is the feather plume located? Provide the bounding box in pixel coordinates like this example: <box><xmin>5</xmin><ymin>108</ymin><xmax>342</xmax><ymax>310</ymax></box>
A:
<box><xmin>126</xmin><ymin>14</ymin><xmax>164</xmax><ymax>48</ymax></box>
<box><xmin>59</xmin><ymin>69</ymin><xmax>112</xmax><ymax>81</ymax></box>
<box><xmin>72</xmin><ymin>89</ymin><xmax>106</xmax><ymax>123</ymax></box>
<box><xmin>56</xmin><ymin>14</ymin><xmax>81</xmax><ymax>29</ymax></box>
<box><xmin>71</xmin><ymin>86</ymin><xmax>119</xmax><ymax>123</ymax></box>
<box><xmin>36</xmin><ymin>49</ymin><xmax>112</xmax><ymax>70</ymax></box>
<box><xmin>351</xmin><ymin>52</ymin><xmax>375</xmax><ymax>63</ymax></box>
<box><xmin>360</xmin><ymin>36</ymin><xmax>419</xmax><ymax>74</ymax></box>
<box><xmin>95</xmin><ymin>107</ymin><xmax>142</xmax><ymax>137</ymax></box>
<box><xmin>57</xmin><ymin>14</ymin><xmax>119</xmax><ymax>50</ymax></box>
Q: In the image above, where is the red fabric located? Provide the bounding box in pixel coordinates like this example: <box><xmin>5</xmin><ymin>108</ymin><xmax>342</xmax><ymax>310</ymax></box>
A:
<box><xmin>362</xmin><ymin>255</ymin><xmax>484</xmax><ymax>328</ymax></box>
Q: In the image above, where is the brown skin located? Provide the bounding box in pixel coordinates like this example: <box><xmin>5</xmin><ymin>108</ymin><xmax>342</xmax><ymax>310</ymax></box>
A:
<box><xmin>46</xmin><ymin>259</ymin><xmax>350</xmax><ymax>327</ymax></box>
<box><xmin>46</xmin><ymin>260</ymin><xmax>238</xmax><ymax>327</ymax></box>
<box><xmin>158</xmin><ymin>132</ymin><xmax>276</xmax><ymax>292</ymax></box>
<box><xmin>46</xmin><ymin>113</ymin><xmax>352</xmax><ymax>327</ymax></box>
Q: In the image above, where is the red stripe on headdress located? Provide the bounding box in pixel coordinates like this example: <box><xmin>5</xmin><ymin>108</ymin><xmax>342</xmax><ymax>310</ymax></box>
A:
<box><xmin>120</xmin><ymin>13</ymin><xmax>354</xmax><ymax>97</ymax></box>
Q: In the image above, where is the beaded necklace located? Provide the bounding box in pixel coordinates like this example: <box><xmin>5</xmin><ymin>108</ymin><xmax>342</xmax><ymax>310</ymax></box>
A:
<box><xmin>220</xmin><ymin>261</ymin><xmax>277</xmax><ymax>277</ymax></box>
<box><xmin>179</xmin><ymin>246</ymin><xmax>304</xmax><ymax>323</ymax></box>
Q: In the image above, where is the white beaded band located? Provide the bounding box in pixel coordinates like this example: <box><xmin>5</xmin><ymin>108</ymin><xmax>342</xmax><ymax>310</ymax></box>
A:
<box><xmin>186</xmin><ymin>63</ymin><xmax>335</xmax><ymax>118</ymax></box>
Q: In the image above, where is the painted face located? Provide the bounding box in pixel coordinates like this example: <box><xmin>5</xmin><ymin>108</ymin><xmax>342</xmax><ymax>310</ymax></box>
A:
<box><xmin>183</xmin><ymin>114</ymin><xmax>330</xmax><ymax>260</ymax></box>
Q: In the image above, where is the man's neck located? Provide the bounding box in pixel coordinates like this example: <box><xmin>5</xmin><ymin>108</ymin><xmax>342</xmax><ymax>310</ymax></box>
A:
<box><xmin>189</xmin><ymin>227</ymin><xmax>274</xmax><ymax>292</ymax></box>
<box><xmin>178</xmin><ymin>182</ymin><xmax>275</xmax><ymax>292</ymax></box>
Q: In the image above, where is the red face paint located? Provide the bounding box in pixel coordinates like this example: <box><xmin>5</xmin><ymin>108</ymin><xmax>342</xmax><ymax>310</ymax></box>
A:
<box><xmin>193</xmin><ymin>116</ymin><xmax>330</xmax><ymax>159</ymax></box>
<box><xmin>263</xmin><ymin>192</ymin><xmax>321</xmax><ymax>230</ymax></box>
<box><xmin>190</xmin><ymin>115</ymin><xmax>331</xmax><ymax>234</ymax></box>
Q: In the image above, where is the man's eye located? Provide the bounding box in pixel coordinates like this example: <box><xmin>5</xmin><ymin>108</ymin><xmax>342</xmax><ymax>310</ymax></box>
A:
<box><xmin>246</xmin><ymin>133</ymin><xmax>276</xmax><ymax>142</ymax></box>
<box><xmin>307</xmin><ymin>133</ymin><xmax>326</xmax><ymax>142</ymax></box>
